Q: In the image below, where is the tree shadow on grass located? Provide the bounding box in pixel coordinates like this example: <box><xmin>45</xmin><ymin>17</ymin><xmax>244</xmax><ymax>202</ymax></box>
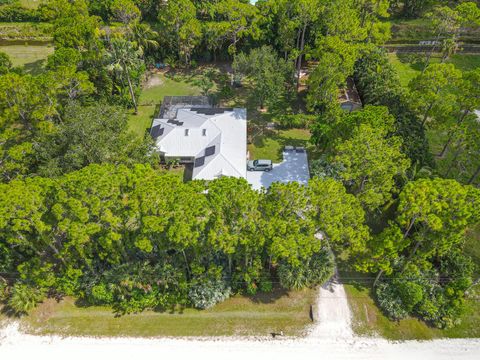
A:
<box><xmin>396</xmin><ymin>53</ymin><xmax>426</xmax><ymax>72</ymax></box>
<box><xmin>337</xmin><ymin>265</ymin><xmax>373</xmax><ymax>292</ymax></box>
<box><xmin>1</xmin><ymin>304</ymin><xmax>20</xmax><ymax>318</ymax></box>
<box><xmin>251</xmin><ymin>129</ymin><xmax>311</xmax><ymax>161</ymax></box>
<box><xmin>23</xmin><ymin>59</ymin><xmax>46</xmax><ymax>75</ymax></box>
<box><xmin>248</xmin><ymin>287</ymin><xmax>289</xmax><ymax>304</ymax></box>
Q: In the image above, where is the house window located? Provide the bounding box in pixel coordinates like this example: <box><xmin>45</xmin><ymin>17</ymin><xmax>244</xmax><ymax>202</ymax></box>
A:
<box><xmin>202</xmin><ymin>129</ymin><xmax>207</xmax><ymax>136</ymax></box>
<box><xmin>185</xmin><ymin>129</ymin><xmax>189</xmax><ymax>136</ymax></box>
<box><xmin>205</xmin><ymin>146</ymin><xmax>216</xmax><ymax>157</ymax></box>
<box><xmin>195</xmin><ymin>156</ymin><xmax>205</xmax><ymax>168</ymax></box>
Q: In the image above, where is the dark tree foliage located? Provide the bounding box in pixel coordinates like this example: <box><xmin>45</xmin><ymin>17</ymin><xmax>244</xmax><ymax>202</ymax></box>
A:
<box><xmin>376</xmin><ymin>252</ymin><xmax>475</xmax><ymax>328</ymax></box>
<box><xmin>0</xmin><ymin>51</ymin><xmax>12</xmax><ymax>75</ymax></box>
<box><xmin>354</xmin><ymin>47</ymin><xmax>433</xmax><ymax>167</ymax></box>
<box><xmin>34</xmin><ymin>102</ymin><xmax>154</xmax><ymax>177</ymax></box>
<box><xmin>278</xmin><ymin>248</ymin><xmax>335</xmax><ymax>290</ymax></box>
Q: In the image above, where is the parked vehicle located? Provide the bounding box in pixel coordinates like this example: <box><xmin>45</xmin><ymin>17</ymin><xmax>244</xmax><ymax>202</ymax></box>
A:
<box><xmin>247</xmin><ymin>159</ymin><xmax>273</xmax><ymax>171</ymax></box>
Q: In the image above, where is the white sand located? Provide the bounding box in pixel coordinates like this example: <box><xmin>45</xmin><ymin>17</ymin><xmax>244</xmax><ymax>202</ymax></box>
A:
<box><xmin>1</xmin><ymin>283</ymin><xmax>479</xmax><ymax>360</ymax></box>
<box><xmin>308</xmin><ymin>278</ymin><xmax>354</xmax><ymax>340</ymax></box>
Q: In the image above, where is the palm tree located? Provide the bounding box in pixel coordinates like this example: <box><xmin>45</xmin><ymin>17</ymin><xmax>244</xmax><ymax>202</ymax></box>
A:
<box><xmin>129</xmin><ymin>23</ymin><xmax>159</xmax><ymax>59</ymax></box>
<box><xmin>8</xmin><ymin>284</ymin><xmax>42</xmax><ymax>315</ymax></box>
<box><xmin>106</xmin><ymin>38</ymin><xmax>142</xmax><ymax>114</ymax></box>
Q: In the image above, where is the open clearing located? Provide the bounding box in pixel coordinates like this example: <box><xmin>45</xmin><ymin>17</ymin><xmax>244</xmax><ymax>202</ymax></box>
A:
<box><xmin>248</xmin><ymin>128</ymin><xmax>312</xmax><ymax>163</ymax></box>
<box><xmin>128</xmin><ymin>73</ymin><xmax>201</xmax><ymax>138</ymax></box>
<box><xmin>18</xmin><ymin>0</ymin><xmax>45</xmax><ymax>9</ymax></box>
<box><xmin>0</xmin><ymin>44</ymin><xmax>53</xmax><ymax>73</ymax></box>
<box><xmin>388</xmin><ymin>53</ymin><xmax>480</xmax><ymax>87</ymax></box>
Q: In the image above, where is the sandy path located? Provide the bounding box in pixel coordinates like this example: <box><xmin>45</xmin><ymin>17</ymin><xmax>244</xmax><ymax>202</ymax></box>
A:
<box><xmin>308</xmin><ymin>276</ymin><xmax>354</xmax><ymax>340</ymax></box>
<box><xmin>1</xmin><ymin>282</ymin><xmax>479</xmax><ymax>360</ymax></box>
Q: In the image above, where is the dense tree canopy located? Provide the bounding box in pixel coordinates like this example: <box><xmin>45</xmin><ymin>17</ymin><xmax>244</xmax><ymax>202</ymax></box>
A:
<box><xmin>34</xmin><ymin>102</ymin><xmax>153</xmax><ymax>177</ymax></box>
<box><xmin>233</xmin><ymin>45</ymin><xmax>294</xmax><ymax>109</ymax></box>
<box><xmin>366</xmin><ymin>178</ymin><xmax>480</xmax><ymax>327</ymax></box>
<box><xmin>0</xmin><ymin>165</ymin><xmax>371</xmax><ymax>313</ymax></box>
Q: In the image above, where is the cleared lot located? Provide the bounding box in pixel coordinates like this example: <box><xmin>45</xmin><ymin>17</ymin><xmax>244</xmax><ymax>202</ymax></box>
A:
<box><xmin>247</xmin><ymin>150</ymin><xmax>310</xmax><ymax>190</ymax></box>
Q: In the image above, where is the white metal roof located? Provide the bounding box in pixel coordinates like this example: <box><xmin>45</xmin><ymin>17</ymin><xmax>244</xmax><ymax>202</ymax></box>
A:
<box><xmin>152</xmin><ymin>108</ymin><xmax>247</xmax><ymax>180</ymax></box>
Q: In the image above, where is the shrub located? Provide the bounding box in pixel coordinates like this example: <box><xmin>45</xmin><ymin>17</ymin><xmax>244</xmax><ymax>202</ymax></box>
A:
<box><xmin>8</xmin><ymin>283</ymin><xmax>45</xmax><ymax>315</ymax></box>
<box><xmin>258</xmin><ymin>272</ymin><xmax>273</xmax><ymax>293</ymax></box>
<box><xmin>376</xmin><ymin>253</ymin><xmax>474</xmax><ymax>328</ymax></box>
<box><xmin>188</xmin><ymin>265</ymin><xmax>231</xmax><ymax>309</ymax></box>
<box><xmin>276</xmin><ymin>114</ymin><xmax>316</xmax><ymax>129</ymax></box>
<box><xmin>0</xmin><ymin>277</ymin><xmax>8</xmax><ymax>301</ymax></box>
<box><xmin>89</xmin><ymin>283</ymin><xmax>114</xmax><ymax>305</ymax></box>
<box><xmin>0</xmin><ymin>4</ymin><xmax>41</xmax><ymax>22</ymax></box>
<box><xmin>0</xmin><ymin>51</ymin><xmax>11</xmax><ymax>75</ymax></box>
<box><xmin>310</xmin><ymin>155</ymin><xmax>344</xmax><ymax>181</ymax></box>
<box><xmin>55</xmin><ymin>267</ymin><xmax>83</xmax><ymax>296</ymax></box>
<box><xmin>83</xmin><ymin>262</ymin><xmax>188</xmax><ymax>314</ymax></box>
<box><xmin>278</xmin><ymin>248</ymin><xmax>335</xmax><ymax>290</ymax></box>
<box><xmin>375</xmin><ymin>281</ymin><xmax>410</xmax><ymax>320</ymax></box>
<box><xmin>188</xmin><ymin>278</ymin><xmax>231</xmax><ymax>309</ymax></box>
<box><xmin>396</xmin><ymin>280</ymin><xmax>423</xmax><ymax>312</ymax></box>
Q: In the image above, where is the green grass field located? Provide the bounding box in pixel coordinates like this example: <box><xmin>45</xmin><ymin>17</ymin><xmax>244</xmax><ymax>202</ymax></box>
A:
<box><xmin>248</xmin><ymin>128</ymin><xmax>312</xmax><ymax>163</ymax></box>
<box><xmin>22</xmin><ymin>288</ymin><xmax>316</xmax><ymax>337</ymax></box>
<box><xmin>388</xmin><ymin>53</ymin><xmax>480</xmax><ymax>87</ymax></box>
<box><xmin>389</xmin><ymin>17</ymin><xmax>480</xmax><ymax>43</ymax></box>
<box><xmin>18</xmin><ymin>0</ymin><xmax>45</xmax><ymax>9</ymax></box>
<box><xmin>128</xmin><ymin>73</ymin><xmax>201</xmax><ymax>138</ymax></box>
<box><xmin>0</xmin><ymin>44</ymin><xmax>53</xmax><ymax>73</ymax></box>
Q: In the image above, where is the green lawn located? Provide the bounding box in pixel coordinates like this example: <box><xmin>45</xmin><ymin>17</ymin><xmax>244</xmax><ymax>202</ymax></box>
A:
<box><xmin>388</xmin><ymin>53</ymin><xmax>480</xmax><ymax>87</ymax></box>
<box><xmin>248</xmin><ymin>128</ymin><xmax>312</xmax><ymax>163</ymax></box>
<box><xmin>389</xmin><ymin>18</ymin><xmax>434</xmax><ymax>43</ymax></box>
<box><xmin>128</xmin><ymin>73</ymin><xmax>201</xmax><ymax>138</ymax></box>
<box><xmin>0</xmin><ymin>44</ymin><xmax>53</xmax><ymax>73</ymax></box>
<box><xmin>21</xmin><ymin>288</ymin><xmax>316</xmax><ymax>337</ymax></box>
<box><xmin>18</xmin><ymin>0</ymin><xmax>45</xmax><ymax>9</ymax></box>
